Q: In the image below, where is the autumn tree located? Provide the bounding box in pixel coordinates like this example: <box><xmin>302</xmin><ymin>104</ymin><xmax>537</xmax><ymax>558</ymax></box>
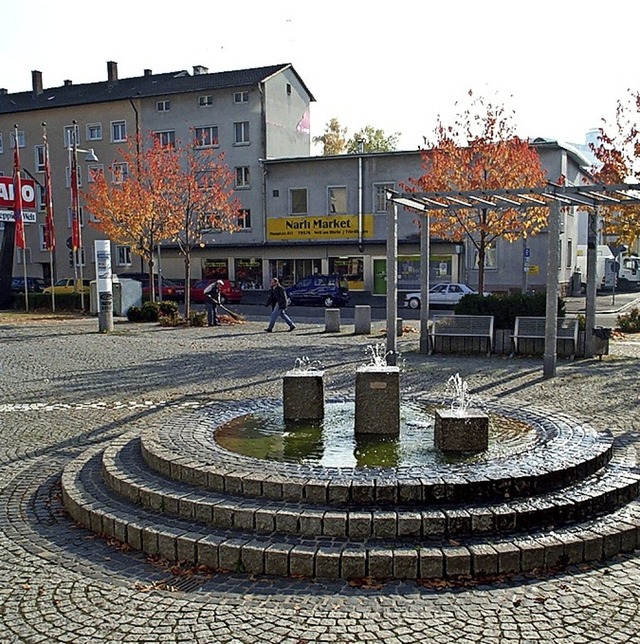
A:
<box><xmin>346</xmin><ymin>125</ymin><xmax>400</xmax><ymax>153</ymax></box>
<box><xmin>406</xmin><ymin>92</ymin><xmax>548</xmax><ymax>293</ymax></box>
<box><xmin>84</xmin><ymin>134</ymin><xmax>182</xmax><ymax>301</ymax></box>
<box><xmin>313</xmin><ymin>118</ymin><xmax>347</xmax><ymax>155</ymax></box>
<box><xmin>163</xmin><ymin>138</ymin><xmax>241</xmax><ymax>316</ymax></box>
<box><xmin>591</xmin><ymin>90</ymin><xmax>640</xmax><ymax>246</ymax></box>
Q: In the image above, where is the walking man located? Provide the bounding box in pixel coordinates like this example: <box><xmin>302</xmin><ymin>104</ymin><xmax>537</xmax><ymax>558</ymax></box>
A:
<box><xmin>204</xmin><ymin>279</ymin><xmax>223</xmax><ymax>326</ymax></box>
<box><xmin>265</xmin><ymin>277</ymin><xmax>296</xmax><ymax>332</ymax></box>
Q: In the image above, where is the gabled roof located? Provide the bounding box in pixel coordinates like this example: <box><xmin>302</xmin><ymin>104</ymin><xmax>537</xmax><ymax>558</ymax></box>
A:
<box><xmin>0</xmin><ymin>63</ymin><xmax>315</xmax><ymax>115</ymax></box>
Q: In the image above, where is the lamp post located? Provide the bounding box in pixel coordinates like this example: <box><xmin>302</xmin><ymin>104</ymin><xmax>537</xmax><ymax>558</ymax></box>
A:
<box><xmin>69</xmin><ymin>120</ymin><xmax>98</xmax><ymax>310</ymax></box>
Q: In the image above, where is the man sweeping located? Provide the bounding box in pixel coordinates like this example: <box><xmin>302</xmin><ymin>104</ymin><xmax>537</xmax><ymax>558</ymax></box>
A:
<box><xmin>204</xmin><ymin>279</ymin><xmax>223</xmax><ymax>327</ymax></box>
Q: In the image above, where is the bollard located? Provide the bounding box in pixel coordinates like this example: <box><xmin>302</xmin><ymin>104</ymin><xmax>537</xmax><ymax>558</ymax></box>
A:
<box><xmin>325</xmin><ymin>308</ymin><xmax>341</xmax><ymax>333</ymax></box>
<box><xmin>354</xmin><ymin>305</ymin><xmax>372</xmax><ymax>335</ymax></box>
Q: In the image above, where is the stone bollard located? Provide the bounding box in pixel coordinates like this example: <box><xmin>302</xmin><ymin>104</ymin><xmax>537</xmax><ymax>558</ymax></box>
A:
<box><xmin>325</xmin><ymin>308</ymin><xmax>341</xmax><ymax>333</ymax></box>
<box><xmin>434</xmin><ymin>409</ymin><xmax>489</xmax><ymax>452</ymax></box>
<box><xmin>354</xmin><ymin>366</ymin><xmax>400</xmax><ymax>436</ymax></box>
<box><xmin>354</xmin><ymin>305</ymin><xmax>372</xmax><ymax>335</ymax></box>
<box><xmin>396</xmin><ymin>317</ymin><xmax>403</xmax><ymax>337</ymax></box>
<box><xmin>283</xmin><ymin>370</ymin><xmax>325</xmax><ymax>421</ymax></box>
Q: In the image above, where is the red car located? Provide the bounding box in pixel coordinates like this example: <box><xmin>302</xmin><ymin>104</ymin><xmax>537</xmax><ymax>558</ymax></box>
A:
<box><xmin>190</xmin><ymin>279</ymin><xmax>243</xmax><ymax>305</ymax></box>
<box><xmin>141</xmin><ymin>278</ymin><xmax>185</xmax><ymax>302</ymax></box>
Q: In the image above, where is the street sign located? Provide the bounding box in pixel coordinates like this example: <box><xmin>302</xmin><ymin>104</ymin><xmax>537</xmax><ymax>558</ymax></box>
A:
<box><xmin>524</xmin><ymin>248</ymin><xmax>531</xmax><ymax>258</ymax></box>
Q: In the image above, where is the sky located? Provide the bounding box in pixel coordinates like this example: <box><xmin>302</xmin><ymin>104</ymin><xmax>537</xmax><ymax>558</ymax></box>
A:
<box><xmin>3</xmin><ymin>0</ymin><xmax>640</xmax><ymax>153</ymax></box>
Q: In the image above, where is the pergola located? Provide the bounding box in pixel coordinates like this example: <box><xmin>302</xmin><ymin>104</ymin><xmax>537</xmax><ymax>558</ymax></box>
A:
<box><xmin>385</xmin><ymin>182</ymin><xmax>640</xmax><ymax>378</ymax></box>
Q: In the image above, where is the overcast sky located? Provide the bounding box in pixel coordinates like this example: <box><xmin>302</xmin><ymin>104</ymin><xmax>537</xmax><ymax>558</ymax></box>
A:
<box><xmin>3</xmin><ymin>0</ymin><xmax>638</xmax><ymax>152</ymax></box>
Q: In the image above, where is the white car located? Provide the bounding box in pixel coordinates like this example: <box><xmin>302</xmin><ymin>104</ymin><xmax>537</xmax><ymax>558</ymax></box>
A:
<box><xmin>403</xmin><ymin>283</ymin><xmax>485</xmax><ymax>309</ymax></box>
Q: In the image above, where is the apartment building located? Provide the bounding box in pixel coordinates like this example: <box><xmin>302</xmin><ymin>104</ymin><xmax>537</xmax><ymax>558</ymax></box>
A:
<box><xmin>0</xmin><ymin>60</ymin><xmax>593</xmax><ymax>297</ymax></box>
<box><xmin>0</xmin><ymin>61</ymin><xmax>314</xmax><ymax>284</ymax></box>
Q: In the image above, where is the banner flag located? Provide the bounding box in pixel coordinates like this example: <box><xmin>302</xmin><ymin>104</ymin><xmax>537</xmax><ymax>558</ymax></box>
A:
<box><xmin>12</xmin><ymin>127</ymin><xmax>25</xmax><ymax>250</ymax></box>
<box><xmin>43</xmin><ymin>130</ymin><xmax>56</xmax><ymax>251</ymax></box>
<box><xmin>70</xmin><ymin>138</ymin><xmax>80</xmax><ymax>251</ymax></box>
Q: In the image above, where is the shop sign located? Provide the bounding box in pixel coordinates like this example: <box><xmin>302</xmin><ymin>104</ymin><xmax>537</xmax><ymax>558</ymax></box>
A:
<box><xmin>267</xmin><ymin>214</ymin><xmax>374</xmax><ymax>240</ymax></box>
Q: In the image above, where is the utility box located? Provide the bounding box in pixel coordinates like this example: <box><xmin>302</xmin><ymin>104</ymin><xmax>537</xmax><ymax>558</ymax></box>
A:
<box><xmin>90</xmin><ymin>278</ymin><xmax>141</xmax><ymax>316</ymax></box>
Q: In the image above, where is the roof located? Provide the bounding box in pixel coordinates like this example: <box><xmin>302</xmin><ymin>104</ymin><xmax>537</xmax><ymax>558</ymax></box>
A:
<box><xmin>0</xmin><ymin>63</ymin><xmax>315</xmax><ymax>115</ymax></box>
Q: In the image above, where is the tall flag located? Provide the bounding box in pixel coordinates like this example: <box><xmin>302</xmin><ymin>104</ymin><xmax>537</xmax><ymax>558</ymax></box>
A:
<box><xmin>43</xmin><ymin>128</ymin><xmax>56</xmax><ymax>251</ymax></box>
<box><xmin>12</xmin><ymin>126</ymin><xmax>25</xmax><ymax>250</ymax></box>
<box><xmin>70</xmin><ymin>134</ymin><xmax>80</xmax><ymax>251</ymax></box>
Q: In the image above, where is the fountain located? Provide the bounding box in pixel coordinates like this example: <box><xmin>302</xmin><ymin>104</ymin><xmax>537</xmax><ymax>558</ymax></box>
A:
<box><xmin>434</xmin><ymin>372</ymin><xmax>489</xmax><ymax>452</ymax></box>
<box><xmin>60</xmin><ymin>347</ymin><xmax>640</xmax><ymax>582</ymax></box>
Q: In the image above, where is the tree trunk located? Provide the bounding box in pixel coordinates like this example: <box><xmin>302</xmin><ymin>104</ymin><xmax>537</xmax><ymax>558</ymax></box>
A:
<box><xmin>184</xmin><ymin>250</ymin><xmax>191</xmax><ymax>319</ymax></box>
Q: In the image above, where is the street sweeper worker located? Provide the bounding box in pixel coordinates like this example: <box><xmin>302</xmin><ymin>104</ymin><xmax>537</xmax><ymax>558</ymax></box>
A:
<box><xmin>204</xmin><ymin>280</ymin><xmax>223</xmax><ymax>327</ymax></box>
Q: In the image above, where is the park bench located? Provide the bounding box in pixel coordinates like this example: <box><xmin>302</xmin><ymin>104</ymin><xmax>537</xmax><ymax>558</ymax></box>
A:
<box><xmin>429</xmin><ymin>315</ymin><xmax>494</xmax><ymax>356</ymax></box>
<box><xmin>511</xmin><ymin>316</ymin><xmax>579</xmax><ymax>360</ymax></box>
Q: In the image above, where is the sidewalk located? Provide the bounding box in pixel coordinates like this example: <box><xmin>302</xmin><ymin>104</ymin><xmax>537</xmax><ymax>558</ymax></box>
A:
<box><xmin>564</xmin><ymin>290</ymin><xmax>640</xmax><ymax>315</ymax></box>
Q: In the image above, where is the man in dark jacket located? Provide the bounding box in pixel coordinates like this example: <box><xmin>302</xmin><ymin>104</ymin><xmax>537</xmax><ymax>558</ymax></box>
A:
<box><xmin>265</xmin><ymin>277</ymin><xmax>296</xmax><ymax>332</ymax></box>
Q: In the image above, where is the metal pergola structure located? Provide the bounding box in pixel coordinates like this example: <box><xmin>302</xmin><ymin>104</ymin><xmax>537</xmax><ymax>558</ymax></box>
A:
<box><xmin>385</xmin><ymin>183</ymin><xmax>640</xmax><ymax>378</ymax></box>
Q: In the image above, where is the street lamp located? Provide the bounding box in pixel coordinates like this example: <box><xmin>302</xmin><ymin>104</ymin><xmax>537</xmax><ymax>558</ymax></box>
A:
<box><xmin>69</xmin><ymin>119</ymin><xmax>98</xmax><ymax>310</ymax></box>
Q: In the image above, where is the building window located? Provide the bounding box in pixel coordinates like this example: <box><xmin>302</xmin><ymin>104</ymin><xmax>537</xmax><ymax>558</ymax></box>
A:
<box><xmin>156</xmin><ymin>100</ymin><xmax>170</xmax><ymax>112</ymax></box>
<box><xmin>11</xmin><ymin>131</ymin><xmax>26</xmax><ymax>148</ymax></box>
<box><xmin>35</xmin><ymin>145</ymin><xmax>45</xmax><ymax>172</ymax></box>
<box><xmin>374</xmin><ymin>182</ymin><xmax>395</xmax><ymax>213</ymax></box>
<box><xmin>194</xmin><ymin>126</ymin><xmax>219</xmax><ymax>148</ymax></box>
<box><xmin>286</xmin><ymin>83</ymin><xmax>292</xmax><ymax>96</ymax></box>
<box><xmin>199</xmin><ymin>95</ymin><xmax>213</xmax><ymax>107</ymax></box>
<box><xmin>233</xmin><ymin>121</ymin><xmax>250</xmax><ymax>145</ymax></box>
<box><xmin>86</xmin><ymin>123</ymin><xmax>102</xmax><ymax>141</ymax></box>
<box><xmin>66</xmin><ymin>165</ymin><xmax>83</xmax><ymax>188</ymax></box>
<box><xmin>472</xmin><ymin>244</ymin><xmax>497</xmax><ymax>269</ymax></box>
<box><xmin>328</xmin><ymin>187</ymin><xmax>347</xmax><ymax>214</ymax></box>
<box><xmin>16</xmin><ymin>247</ymin><xmax>32</xmax><ymax>264</ymax></box>
<box><xmin>153</xmin><ymin>130</ymin><xmax>175</xmax><ymax>148</ymax></box>
<box><xmin>567</xmin><ymin>239</ymin><xmax>573</xmax><ymax>268</ymax></box>
<box><xmin>290</xmin><ymin>188</ymin><xmax>308</xmax><ymax>215</ymax></box>
<box><xmin>111</xmin><ymin>163</ymin><xmax>128</xmax><ymax>184</ymax></box>
<box><xmin>111</xmin><ymin>120</ymin><xmax>127</xmax><ymax>143</ymax></box>
<box><xmin>235</xmin><ymin>166</ymin><xmax>250</xmax><ymax>188</ymax></box>
<box><xmin>116</xmin><ymin>245</ymin><xmax>132</xmax><ymax>266</ymax></box>
<box><xmin>87</xmin><ymin>164</ymin><xmax>104</xmax><ymax>182</ymax></box>
<box><xmin>63</xmin><ymin>124</ymin><xmax>80</xmax><ymax>148</ymax></box>
<box><xmin>39</xmin><ymin>225</ymin><xmax>47</xmax><ymax>251</ymax></box>
<box><xmin>237</xmin><ymin>209</ymin><xmax>251</xmax><ymax>229</ymax></box>
<box><xmin>37</xmin><ymin>185</ymin><xmax>45</xmax><ymax>211</ymax></box>
<box><xmin>67</xmin><ymin>206</ymin><xmax>84</xmax><ymax>228</ymax></box>
<box><xmin>234</xmin><ymin>91</ymin><xmax>249</xmax><ymax>103</ymax></box>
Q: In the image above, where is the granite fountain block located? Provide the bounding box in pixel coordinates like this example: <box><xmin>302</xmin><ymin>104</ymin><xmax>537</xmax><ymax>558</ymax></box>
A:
<box><xmin>434</xmin><ymin>408</ymin><xmax>489</xmax><ymax>452</ymax></box>
<box><xmin>355</xmin><ymin>366</ymin><xmax>400</xmax><ymax>436</ymax></box>
<box><xmin>283</xmin><ymin>370</ymin><xmax>325</xmax><ymax>421</ymax></box>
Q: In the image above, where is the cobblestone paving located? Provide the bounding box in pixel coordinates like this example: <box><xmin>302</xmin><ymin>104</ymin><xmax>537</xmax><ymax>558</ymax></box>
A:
<box><xmin>1</xmin><ymin>316</ymin><xmax>640</xmax><ymax>643</ymax></box>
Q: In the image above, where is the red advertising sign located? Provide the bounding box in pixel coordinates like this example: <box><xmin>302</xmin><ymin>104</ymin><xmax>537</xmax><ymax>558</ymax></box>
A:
<box><xmin>0</xmin><ymin>175</ymin><xmax>36</xmax><ymax>210</ymax></box>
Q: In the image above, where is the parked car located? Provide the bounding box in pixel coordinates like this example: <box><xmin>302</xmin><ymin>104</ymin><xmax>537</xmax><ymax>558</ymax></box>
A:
<box><xmin>43</xmin><ymin>278</ymin><xmax>91</xmax><ymax>295</ymax></box>
<box><xmin>286</xmin><ymin>274</ymin><xmax>350</xmax><ymax>307</ymax></box>
<box><xmin>190</xmin><ymin>279</ymin><xmax>243</xmax><ymax>305</ymax></box>
<box><xmin>141</xmin><ymin>278</ymin><xmax>185</xmax><ymax>302</ymax></box>
<box><xmin>10</xmin><ymin>276</ymin><xmax>46</xmax><ymax>293</ymax></box>
<box><xmin>403</xmin><ymin>283</ymin><xmax>487</xmax><ymax>309</ymax></box>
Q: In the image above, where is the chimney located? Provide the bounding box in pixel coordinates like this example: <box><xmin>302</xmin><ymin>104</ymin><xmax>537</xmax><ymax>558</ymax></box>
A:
<box><xmin>193</xmin><ymin>65</ymin><xmax>209</xmax><ymax>75</ymax></box>
<box><xmin>144</xmin><ymin>69</ymin><xmax>152</xmax><ymax>76</ymax></box>
<box><xmin>0</xmin><ymin>88</ymin><xmax>7</xmax><ymax>95</ymax></box>
<box><xmin>64</xmin><ymin>80</ymin><xmax>73</xmax><ymax>86</ymax></box>
<box><xmin>107</xmin><ymin>61</ymin><xmax>118</xmax><ymax>83</ymax></box>
<box><xmin>32</xmin><ymin>70</ymin><xmax>43</xmax><ymax>96</ymax></box>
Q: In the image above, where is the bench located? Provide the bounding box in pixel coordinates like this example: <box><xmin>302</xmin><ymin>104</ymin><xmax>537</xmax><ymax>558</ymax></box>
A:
<box><xmin>511</xmin><ymin>316</ymin><xmax>579</xmax><ymax>360</ymax></box>
<box><xmin>429</xmin><ymin>315</ymin><xmax>494</xmax><ymax>356</ymax></box>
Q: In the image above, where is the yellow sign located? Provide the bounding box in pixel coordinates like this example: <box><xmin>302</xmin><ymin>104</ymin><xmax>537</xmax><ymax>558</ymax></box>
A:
<box><xmin>267</xmin><ymin>215</ymin><xmax>374</xmax><ymax>241</ymax></box>
<box><xmin>528</xmin><ymin>265</ymin><xmax>539</xmax><ymax>275</ymax></box>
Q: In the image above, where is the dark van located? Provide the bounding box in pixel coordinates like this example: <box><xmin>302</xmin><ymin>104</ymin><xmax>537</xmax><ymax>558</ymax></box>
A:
<box><xmin>286</xmin><ymin>274</ymin><xmax>349</xmax><ymax>307</ymax></box>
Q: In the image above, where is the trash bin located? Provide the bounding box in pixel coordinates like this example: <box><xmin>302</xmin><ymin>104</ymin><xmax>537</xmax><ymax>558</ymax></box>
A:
<box><xmin>592</xmin><ymin>327</ymin><xmax>612</xmax><ymax>359</ymax></box>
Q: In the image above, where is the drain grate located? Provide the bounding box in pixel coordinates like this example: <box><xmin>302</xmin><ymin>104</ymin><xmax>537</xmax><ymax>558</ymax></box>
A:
<box><xmin>162</xmin><ymin>574</ymin><xmax>210</xmax><ymax>593</ymax></box>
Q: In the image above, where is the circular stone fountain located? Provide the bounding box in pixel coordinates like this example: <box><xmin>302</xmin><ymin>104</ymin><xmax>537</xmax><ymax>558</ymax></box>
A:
<box><xmin>62</xmin><ymin>387</ymin><xmax>640</xmax><ymax>581</ymax></box>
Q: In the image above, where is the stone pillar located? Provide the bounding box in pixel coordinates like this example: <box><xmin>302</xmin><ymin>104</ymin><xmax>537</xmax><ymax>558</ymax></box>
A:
<box><xmin>434</xmin><ymin>409</ymin><xmax>489</xmax><ymax>452</ymax></box>
<box><xmin>325</xmin><ymin>309</ymin><xmax>341</xmax><ymax>333</ymax></box>
<box><xmin>354</xmin><ymin>305</ymin><xmax>371</xmax><ymax>335</ymax></box>
<box><xmin>355</xmin><ymin>366</ymin><xmax>400</xmax><ymax>436</ymax></box>
<box><xmin>283</xmin><ymin>371</ymin><xmax>325</xmax><ymax>421</ymax></box>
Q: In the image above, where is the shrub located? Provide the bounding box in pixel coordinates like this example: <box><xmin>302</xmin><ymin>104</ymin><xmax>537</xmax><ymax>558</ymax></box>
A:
<box><xmin>617</xmin><ymin>307</ymin><xmax>640</xmax><ymax>333</ymax></box>
<box><xmin>128</xmin><ymin>301</ymin><xmax>160</xmax><ymax>322</ymax></box>
<box><xmin>189</xmin><ymin>311</ymin><xmax>207</xmax><ymax>327</ymax></box>
<box><xmin>454</xmin><ymin>292</ymin><xmax>567</xmax><ymax>329</ymax></box>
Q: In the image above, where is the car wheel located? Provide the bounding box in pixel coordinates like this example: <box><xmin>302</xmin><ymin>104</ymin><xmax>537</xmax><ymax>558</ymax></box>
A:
<box><xmin>408</xmin><ymin>297</ymin><xmax>421</xmax><ymax>309</ymax></box>
<box><xmin>324</xmin><ymin>296</ymin><xmax>335</xmax><ymax>307</ymax></box>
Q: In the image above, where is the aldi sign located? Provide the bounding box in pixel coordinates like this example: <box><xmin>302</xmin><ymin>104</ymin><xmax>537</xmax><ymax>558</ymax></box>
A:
<box><xmin>0</xmin><ymin>176</ymin><xmax>37</xmax><ymax>211</ymax></box>
<box><xmin>0</xmin><ymin>176</ymin><xmax>37</xmax><ymax>222</ymax></box>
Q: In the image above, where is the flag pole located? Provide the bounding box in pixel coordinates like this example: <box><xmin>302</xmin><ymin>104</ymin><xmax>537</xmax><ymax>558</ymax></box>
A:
<box><xmin>70</xmin><ymin>123</ymin><xmax>82</xmax><ymax>310</ymax></box>
<box><xmin>43</xmin><ymin>122</ymin><xmax>56</xmax><ymax>312</ymax></box>
<box><xmin>13</xmin><ymin>124</ymin><xmax>29</xmax><ymax>312</ymax></box>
